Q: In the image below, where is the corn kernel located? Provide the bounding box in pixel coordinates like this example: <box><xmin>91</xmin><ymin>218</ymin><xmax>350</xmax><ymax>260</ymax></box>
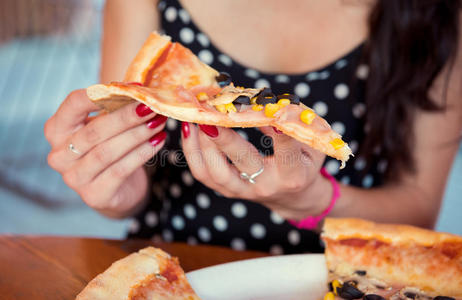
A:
<box><xmin>332</xmin><ymin>280</ymin><xmax>342</xmax><ymax>296</ymax></box>
<box><xmin>252</xmin><ymin>104</ymin><xmax>264</xmax><ymax>111</ymax></box>
<box><xmin>330</xmin><ymin>138</ymin><xmax>345</xmax><ymax>150</ymax></box>
<box><xmin>215</xmin><ymin>104</ymin><xmax>226</xmax><ymax>113</ymax></box>
<box><xmin>324</xmin><ymin>292</ymin><xmax>335</xmax><ymax>300</ymax></box>
<box><xmin>196</xmin><ymin>92</ymin><xmax>208</xmax><ymax>101</ymax></box>
<box><xmin>264</xmin><ymin>103</ymin><xmax>280</xmax><ymax>118</ymax></box>
<box><xmin>300</xmin><ymin>109</ymin><xmax>316</xmax><ymax>125</ymax></box>
<box><xmin>225</xmin><ymin>103</ymin><xmax>237</xmax><ymax>113</ymax></box>
<box><xmin>250</xmin><ymin>97</ymin><xmax>257</xmax><ymax>104</ymax></box>
<box><xmin>277</xmin><ymin>99</ymin><xmax>291</xmax><ymax>107</ymax></box>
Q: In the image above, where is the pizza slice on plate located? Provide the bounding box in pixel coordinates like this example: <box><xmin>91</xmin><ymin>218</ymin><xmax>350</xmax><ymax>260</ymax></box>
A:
<box><xmin>321</xmin><ymin>218</ymin><xmax>462</xmax><ymax>300</ymax></box>
<box><xmin>76</xmin><ymin>247</ymin><xmax>200</xmax><ymax>300</ymax></box>
<box><xmin>86</xmin><ymin>32</ymin><xmax>352</xmax><ymax>167</ymax></box>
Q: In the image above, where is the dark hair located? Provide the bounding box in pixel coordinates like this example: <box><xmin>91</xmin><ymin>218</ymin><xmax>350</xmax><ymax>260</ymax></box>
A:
<box><xmin>362</xmin><ymin>0</ymin><xmax>460</xmax><ymax>179</ymax></box>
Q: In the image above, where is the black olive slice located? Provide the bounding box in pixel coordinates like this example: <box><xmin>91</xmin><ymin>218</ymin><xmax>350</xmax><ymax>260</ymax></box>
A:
<box><xmin>433</xmin><ymin>297</ymin><xmax>455</xmax><ymax>300</ymax></box>
<box><xmin>277</xmin><ymin>93</ymin><xmax>301</xmax><ymax>105</ymax></box>
<box><xmin>354</xmin><ymin>270</ymin><xmax>367</xmax><ymax>276</ymax></box>
<box><xmin>216</xmin><ymin>72</ymin><xmax>232</xmax><ymax>87</ymax></box>
<box><xmin>363</xmin><ymin>294</ymin><xmax>385</xmax><ymax>300</ymax></box>
<box><xmin>233</xmin><ymin>95</ymin><xmax>251</xmax><ymax>105</ymax></box>
<box><xmin>404</xmin><ymin>292</ymin><xmax>417</xmax><ymax>299</ymax></box>
<box><xmin>256</xmin><ymin>89</ymin><xmax>277</xmax><ymax>105</ymax></box>
<box><xmin>338</xmin><ymin>282</ymin><xmax>364</xmax><ymax>300</ymax></box>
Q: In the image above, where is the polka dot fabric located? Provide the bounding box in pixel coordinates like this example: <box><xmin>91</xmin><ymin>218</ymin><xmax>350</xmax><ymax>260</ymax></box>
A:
<box><xmin>128</xmin><ymin>0</ymin><xmax>388</xmax><ymax>254</ymax></box>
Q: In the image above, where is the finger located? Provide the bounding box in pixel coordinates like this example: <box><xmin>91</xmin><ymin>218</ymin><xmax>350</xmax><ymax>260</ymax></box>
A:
<box><xmin>63</xmin><ymin>115</ymin><xmax>167</xmax><ymax>187</ymax></box>
<box><xmin>198</xmin><ymin>125</ymin><xmax>263</xmax><ymax>175</ymax></box>
<box><xmin>181</xmin><ymin>122</ymin><xmax>210</xmax><ymax>182</ymax></box>
<box><xmin>197</xmin><ymin>127</ymin><xmax>248</xmax><ymax>197</ymax></box>
<box><xmin>82</xmin><ymin>131</ymin><xmax>167</xmax><ymax>207</ymax></box>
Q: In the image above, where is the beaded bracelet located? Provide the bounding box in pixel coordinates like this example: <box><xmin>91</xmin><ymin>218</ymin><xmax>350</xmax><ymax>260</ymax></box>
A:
<box><xmin>288</xmin><ymin>167</ymin><xmax>340</xmax><ymax>230</ymax></box>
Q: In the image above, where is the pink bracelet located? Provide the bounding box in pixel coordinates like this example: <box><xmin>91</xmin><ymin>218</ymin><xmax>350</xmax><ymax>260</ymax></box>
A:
<box><xmin>288</xmin><ymin>167</ymin><xmax>340</xmax><ymax>230</ymax></box>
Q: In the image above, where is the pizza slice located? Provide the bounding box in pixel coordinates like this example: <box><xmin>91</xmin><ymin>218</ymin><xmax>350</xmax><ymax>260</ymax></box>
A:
<box><xmin>76</xmin><ymin>247</ymin><xmax>200</xmax><ymax>300</ymax></box>
<box><xmin>86</xmin><ymin>32</ymin><xmax>352</xmax><ymax>167</ymax></box>
<box><xmin>321</xmin><ymin>218</ymin><xmax>462</xmax><ymax>300</ymax></box>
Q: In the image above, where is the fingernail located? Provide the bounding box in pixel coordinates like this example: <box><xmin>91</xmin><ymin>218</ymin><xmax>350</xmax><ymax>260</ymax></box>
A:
<box><xmin>127</xmin><ymin>82</ymin><xmax>143</xmax><ymax>86</ymax></box>
<box><xmin>273</xmin><ymin>127</ymin><xmax>283</xmax><ymax>134</ymax></box>
<box><xmin>199</xmin><ymin>124</ymin><xmax>219</xmax><ymax>138</ymax></box>
<box><xmin>182</xmin><ymin>122</ymin><xmax>190</xmax><ymax>138</ymax></box>
<box><xmin>136</xmin><ymin>103</ymin><xmax>153</xmax><ymax>117</ymax></box>
<box><xmin>146</xmin><ymin>115</ymin><xmax>167</xmax><ymax>129</ymax></box>
<box><xmin>149</xmin><ymin>131</ymin><xmax>167</xmax><ymax>147</ymax></box>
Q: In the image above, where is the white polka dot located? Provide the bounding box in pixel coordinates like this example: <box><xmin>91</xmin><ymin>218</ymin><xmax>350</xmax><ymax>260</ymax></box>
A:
<box><xmin>245</xmin><ymin>69</ymin><xmax>259</xmax><ymax>79</ymax></box>
<box><xmin>275</xmin><ymin>74</ymin><xmax>290</xmax><ymax>83</ymax></box>
<box><xmin>362</xmin><ymin>174</ymin><xmax>374</xmax><ymax>188</ymax></box>
<box><xmin>254</xmin><ymin>78</ymin><xmax>270</xmax><ymax>89</ymax></box>
<box><xmin>214</xmin><ymin>190</ymin><xmax>223</xmax><ymax>197</ymax></box>
<box><xmin>250</xmin><ymin>223</ymin><xmax>266</xmax><ymax>239</ymax></box>
<box><xmin>179</xmin><ymin>27</ymin><xmax>195</xmax><ymax>44</ymax></box>
<box><xmin>198</xmin><ymin>49</ymin><xmax>214</xmax><ymax>64</ymax></box>
<box><xmin>319</xmin><ymin>70</ymin><xmax>330</xmax><ymax>80</ymax></box>
<box><xmin>313</xmin><ymin>101</ymin><xmax>328</xmax><ymax>117</ymax></box>
<box><xmin>213</xmin><ymin>215</ymin><xmax>228</xmax><ymax>231</ymax></box>
<box><xmin>349</xmin><ymin>140</ymin><xmax>359</xmax><ymax>154</ymax></box>
<box><xmin>335</xmin><ymin>59</ymin><xmax>348</xmax><ymax>69</ymax></box>
<box><xmin>340</xmin><ymin>176</ymin><xmax>350</xmax><ymax>185</ymax></box>
<box><xmin>269</xmin><ymin>245</ymin><xmax>284</xmax><ymax>255</ymax></box>
<box><xmin>187</xmin><ymin>236</ymin><xmax>198</xmax><ymax>245</ymax></box>
<box><xmin>231</xmin><ymin>202</ymin><xmax>247</xmax><ymax>218</ymax></box>
<box><xmin>288</xmin><ymin>230</ymin><xmax>300</xmax><ymax>245</ymax></box>
<box><xmin>162</xmin><ymin>229</ymin><xmax>173</xmax><ymax>242</ymax></box>
<box><xmin>354</xmin><ymin>157</ymin><xmax>366</xmax><ymax>171</ymax></box>
<box><xmin>145</xmin><ymin>211</ymin><xmax>158</xmax><ymax>227</ymax></box>
<box><xmin>231</xmin><ymin>238</ymin><xmax>246</xmax><ymax>251</ymax></box>
<box><xmin>178</xmin><ymin>9</ymin><xmax>190</xmax><ymax>23</ymax></box>
<box><xmin>377</xmin><ymin>160</ymin><xmax>388</xmax><ymax>173</ymax></box>
<box><xmin>172</xmin><ymin>215</ymin><xmax>185</xmax><ymax>230</ymax></box>
<box><xmin>332</xmin><ymin>122</ymin><xmax>346</xmax><ymax>135</ymax></box>
<box><xmin>169</xmin><ymin>183</ymin><xmax>182</xmax><ymax>198</ymax></box>
<box><xmin>158</xmin><ymin>1</ymin><xmax>166</xmax><ymax>11</ymax></box>
<box><xmin>325</xmin><ymin>160</ymin><xmax>340</xmax><ymax>175</ymax></box>
<box><xmin>352</xmin><ymin>103</ymin><xmax>366</xmax><ymax>119</ymax></box>
<box><xmin>334</xmin><ymin>84</ymin><xmax>349</xmax><ymax>99</ymax></box>
<box><xmin>356</xmin><ymin>64</ymin><xmax>369</xmax><ymax>79</ymax></box>
<box><xmin>196</xmin><ymin>32</ymin><xmax>209</xmax><ymax>47</ymax></box>
<box><xmin>181</xmin><ymin>170</ymin><xmax>194</xmax><ymax>186</ymax></box>
<box><xmin>197</xmin><ymin>193</ymin><xmax>211</xmax><ymax>209</ymax></box>
<box><xmin>164</xmin><ymin>7</ymin><xmax>177</xmax><ymax>22</ymax></box>
<box><xmin>128</xmin><ymin>219</ymin><xmax>140</xmax><ymax>233</ymax></box>
<box><xmin>306</xmin><ymin>72</ymin><xmax>319</xmax><ymax>81</ymax></box>
<box><xmin>198</xmin><ymin>227</ymin><xmax>211</xmax><ymax>242</ymax></box>
<box><xmin>166</xmin><ymin>118</ymin><xmax>177</xmax><ymax>130</ymax></box>
<box><xmin>184</xmin><ymin>204</ymin><xmax>196</xmax><ymax>219</ymax></box>
<box><xmin>270</xmin><ymin>211</ymin><xmax>284</xmax><ymax>224</ymax></box>
<box><xmin>237</xmin><ymin>130</ymin><xmax>248</xmax><ymax>140</ymax></box>
<box><xmin>294</xmin><ymin>82</ymin><xmax>310</xmax><ymax>98</ymax></box>
<box><xmin>218</xmin><ymin>54</ymin><xmax>232</xmax><ymax>66</ymax></box>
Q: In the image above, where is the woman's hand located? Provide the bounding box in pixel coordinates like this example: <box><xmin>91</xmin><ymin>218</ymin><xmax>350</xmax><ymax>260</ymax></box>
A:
<box><xmin>180</xmin><ymin>122</ymin><xmax>332</xmax><ymax>221</ymax></box>
<box><xmin>44</xmin><ymin>89</ymin><xmax>168</xmax><ymax>218</ymax></box>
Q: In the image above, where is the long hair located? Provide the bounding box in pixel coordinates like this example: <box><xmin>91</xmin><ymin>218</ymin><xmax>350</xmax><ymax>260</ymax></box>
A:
<box><xmin>362</xmin><ymin>0</ymin><xmax>460</xmax><ymax>179</ymax></box>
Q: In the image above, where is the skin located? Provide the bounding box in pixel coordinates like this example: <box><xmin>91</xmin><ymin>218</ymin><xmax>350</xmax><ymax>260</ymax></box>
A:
<box><xmin>44</xmin><ymin>0</ymin><xmax>462</xmax><ymax>229</ymax></box>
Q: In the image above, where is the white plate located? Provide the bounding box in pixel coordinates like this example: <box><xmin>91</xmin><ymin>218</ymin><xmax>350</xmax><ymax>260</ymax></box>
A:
<box><xmin>186</xmin><ymin>254</ymin><xmax>328</xmax><ymax>300</ymax></box>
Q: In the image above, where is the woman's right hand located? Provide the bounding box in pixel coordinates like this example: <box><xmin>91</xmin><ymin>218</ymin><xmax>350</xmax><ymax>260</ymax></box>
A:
<box><xmin>44</xmin><ymin>89</ymin><xmax>167</xmax><ymax>218</ymax></box>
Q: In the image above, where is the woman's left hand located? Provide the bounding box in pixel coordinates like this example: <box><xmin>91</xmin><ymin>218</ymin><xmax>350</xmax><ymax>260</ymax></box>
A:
<box><xmin>180</xmin><ymin>122</ymin><xmax>332</xmax><ymax>220</ymax></box>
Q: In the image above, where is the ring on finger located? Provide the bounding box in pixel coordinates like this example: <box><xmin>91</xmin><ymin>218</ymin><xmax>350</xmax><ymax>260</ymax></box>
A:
<box><xmin>68</xmin><ymin>143</ymin><xmax>82</xmax><ymax>155</ymax></box>
<box><xmin>240</xmin><ymin>166</ymin><xmax>264</xmax><ymax>184</ymax></box>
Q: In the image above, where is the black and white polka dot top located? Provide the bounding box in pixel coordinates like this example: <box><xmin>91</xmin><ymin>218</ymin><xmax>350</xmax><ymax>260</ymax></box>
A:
<box><xmin>128</xmin><ymin>0</ymin><xmax>388</xmax><ymax>254</ymax></box>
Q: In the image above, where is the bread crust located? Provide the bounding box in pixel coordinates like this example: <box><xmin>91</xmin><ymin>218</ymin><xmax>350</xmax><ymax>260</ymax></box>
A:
<box><xmin>322</xmin><ymin>218</ymin><xmax>462</xmax><ymax>298</ymax></box>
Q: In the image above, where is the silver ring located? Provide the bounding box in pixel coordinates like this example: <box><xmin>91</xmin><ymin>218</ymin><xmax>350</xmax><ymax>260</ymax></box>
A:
<box><xmin>240</xmin><ymin>166</ymin><xmax>264</xmax><ymax>184</ymax></box>
<box><xmin>68</xmin><ymin>143</ymin><xmax>81</xmax><ymax>155</ymax></box>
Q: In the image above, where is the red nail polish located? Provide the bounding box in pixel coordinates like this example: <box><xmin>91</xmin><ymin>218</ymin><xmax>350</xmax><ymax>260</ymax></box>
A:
<box><xmin>199</xmin><ymin>124</ymin><xmax>219</xmax><ymax>138</ymax></box>
<box><xmin>273</xmin><ymin>127</ymin><xmax>283</xmax><ymax>134</ymax></box>
<box><xmin>182</xmin><ymin>122</ymin><xmax>190</xmax><ymax>138</ymax></box>
<box><xmin>127</xmin><ymin>82</ymin><xmax>143</xmax><ymax>86</ymax></box>
<box><xmin>136</xmin><ymin>103</ymin><xmax>153</xmax><ymax>117</ymax></box>
<box><xmin>149</xmin><ymin>131</ymin><xmax>167</xmax><ymax>147</ymax></box>
<box><xmin>146</xmin><ymin>115</ymin><xmax>167</xmax><ymax>129</ymax></box>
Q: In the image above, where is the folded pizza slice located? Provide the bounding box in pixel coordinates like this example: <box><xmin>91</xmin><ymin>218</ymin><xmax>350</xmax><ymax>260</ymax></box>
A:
<box><xmin>321</xmin><ymin>218</ymin><xmax>462</xmax><ymax>300</ymax></box>
<box><xmin>87</xmin><ymin>32</ymin><xmax>352</xmax><ymax>166</ymax></box>
<box><xmin>76</xmin><ymin>247</ymin><xmax>200</xmax><ymax>300</ymax></box>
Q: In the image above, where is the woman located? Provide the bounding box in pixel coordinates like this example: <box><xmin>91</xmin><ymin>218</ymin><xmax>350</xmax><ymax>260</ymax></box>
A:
<box><xmin>44</xmin><ymin>0</ymin><xmax>462</xmax><ymax>254</ymax></box>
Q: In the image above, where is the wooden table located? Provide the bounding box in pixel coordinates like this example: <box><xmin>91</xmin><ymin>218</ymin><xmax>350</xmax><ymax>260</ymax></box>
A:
<box><xmin>0</xmin><ymin>235</ymin><xmax>269</xmax><ymax>300</ymax></box>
